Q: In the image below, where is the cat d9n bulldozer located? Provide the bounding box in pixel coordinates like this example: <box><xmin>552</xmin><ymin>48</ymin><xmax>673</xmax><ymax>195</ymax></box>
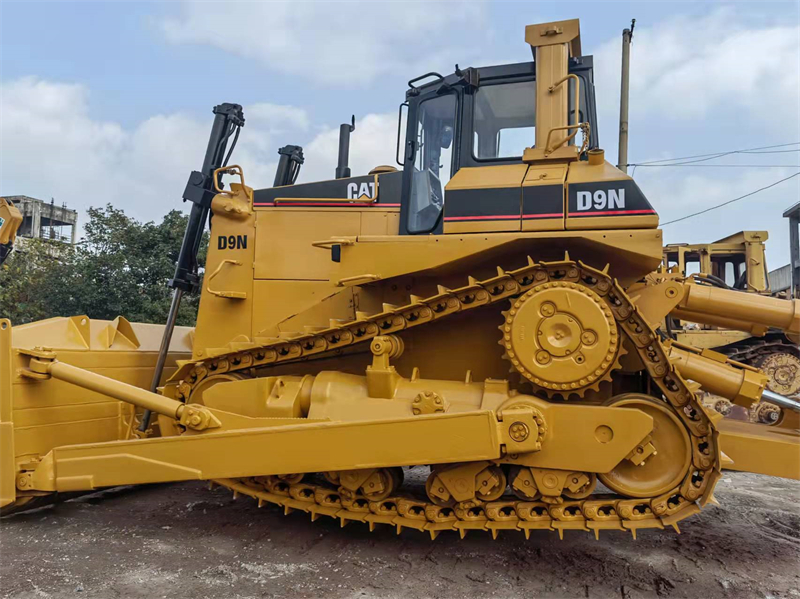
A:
<box><xmin>2</xmin><ymin>19</ymin><xmax>799</xmax><ymax>539</ymax></box>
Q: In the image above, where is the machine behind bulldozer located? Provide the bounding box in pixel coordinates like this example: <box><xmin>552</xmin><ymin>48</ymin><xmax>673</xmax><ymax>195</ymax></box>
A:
<box><xmin>2</xmin><ymin>19</ymin><xmax>799</xmax><ymax>540</ymax></box>
<box><xmin>663</xmin><ymin>231</ymin><xmax>800</xmax><ymax>422</ymax></box>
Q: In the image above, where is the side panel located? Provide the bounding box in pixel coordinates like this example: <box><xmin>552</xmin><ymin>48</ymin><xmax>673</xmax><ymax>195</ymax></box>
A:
<box><xmin>522</xmin><ymin>165</ymin><xmax>566</xmax><ymax>231</ymax></box>
<box><xmin>566</xmin><ymin>160</ymin><xmax>658</xmax><ymax>231</ymax></box>
<box><xmin>193</xmin><ymin>208</ymin><xmax>257</xmax><ymax>355</ymax></box>
<box><xmin>443</xmin><ymin>165</ymin><xmax>527</xmax><ymax>233</ymax></box>
<box><xmin>254</xmin><ymin>210</ymin><xmax>361</xmax><ymax>281</ymax></box>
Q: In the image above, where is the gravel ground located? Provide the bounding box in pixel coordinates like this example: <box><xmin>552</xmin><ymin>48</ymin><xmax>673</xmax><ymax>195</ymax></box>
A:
<box><xmin>1</xmin><ymin>471</ymin><xmax>799</xmax><ymax>599</ymax></box>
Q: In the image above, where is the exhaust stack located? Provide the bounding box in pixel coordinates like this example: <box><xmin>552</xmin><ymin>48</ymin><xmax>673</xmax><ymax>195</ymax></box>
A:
<box><xmin>335</xmin><ymin>116</ymin><xmax>356</xmax><ymax>179</ymax></box>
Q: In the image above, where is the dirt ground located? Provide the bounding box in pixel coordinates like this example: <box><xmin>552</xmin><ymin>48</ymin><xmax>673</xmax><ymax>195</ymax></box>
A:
<box><xmin>1</xmin><ymin>471</ymin><xmax>799</xmax><ymax>599</ymax></box>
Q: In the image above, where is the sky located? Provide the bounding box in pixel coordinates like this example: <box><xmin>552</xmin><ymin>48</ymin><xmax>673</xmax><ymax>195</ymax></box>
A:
<box><xmin>1</xmin><ymin>0</ymin><xmax>799</xmax><ymax>268</ymax></box>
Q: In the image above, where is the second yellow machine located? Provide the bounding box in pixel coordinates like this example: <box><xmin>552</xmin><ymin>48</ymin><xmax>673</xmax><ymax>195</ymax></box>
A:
<box><xmin>2</xmin><ymin>19</ymin><xmax>799</xmax><ymax>539</ymax></box>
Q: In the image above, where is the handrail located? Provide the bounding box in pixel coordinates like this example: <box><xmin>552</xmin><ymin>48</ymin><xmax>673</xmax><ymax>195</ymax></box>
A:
<box><xmin>549</xmin><ymin>74</ymin><xmax>581</xmax><ymax>130</ymax></box>
<box><xmin>206</xmin><ymin>259</ymin><xmax>246</xmax><ymax>299</ymax></box>
<box><xmin>544</xmin><ymin>122</ymin><xmax>590</xmax><ymax>156</ymax></box>
<box><xmin>408</xmin><ymin>72</ymin><xmax>445</xmax><ymax>91</ymax></box>
<box><xmin>311</xmin><ymin>238</ymin><xmax>356</xmax><ymax>250</ymax></box>
<box><xmin>337</xmin><ymin>274</ymin><xmax>380</xmax><ymax>286</ymax></box>
<box><xmin>213</xmin><ymin>165</ymin><xmax>246</xmax><ymax>195</ymax></box>
<box><xmin>544</xmin><ymin>74</ymin><xmax>591</xmax><ymax>155</ymax></box>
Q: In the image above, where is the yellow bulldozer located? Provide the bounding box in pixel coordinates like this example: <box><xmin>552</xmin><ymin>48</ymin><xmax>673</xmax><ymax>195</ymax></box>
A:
<box><xmin>1</xmin><ymin>19</ymin><xmax>799</xmax><ymax>539</ymax></box>
<box><xmin>663</xmin><ymin>232</ymin><xmax>800</xmax><ymax>421</ymax></box>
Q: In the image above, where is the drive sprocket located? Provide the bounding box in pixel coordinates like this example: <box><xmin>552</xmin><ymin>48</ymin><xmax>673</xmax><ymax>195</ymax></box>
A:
<box><xmin>500</xmin><ymin>280</ymin><xmax>623</xmax><ymax>398</ymax></box>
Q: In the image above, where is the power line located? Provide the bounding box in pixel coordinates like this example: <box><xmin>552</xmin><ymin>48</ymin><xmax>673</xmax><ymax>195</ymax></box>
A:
<box><xmin>627</xmin><ymin>142</ymin><xmax>800</xmax><ymax>167</ymax></box>
<box><xmin>740</xmin><ymin>149</ymin><xmax>800</xmax><ymax>154</ymax></box>
<box><xmin>632</xmin><ymin>164</ymin><xmax>800</xmax><ymax>168</ymax></box>
<box><xmin>661</xmin><ymin>171</ymin><xmax>800</xmax><ymax>226</ymax></box>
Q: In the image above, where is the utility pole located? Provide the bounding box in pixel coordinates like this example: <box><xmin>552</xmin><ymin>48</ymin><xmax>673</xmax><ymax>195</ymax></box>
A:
<box><xmin>617</xmin><ymin>19</ymin><xmax>635</xmax><ymax>173</ymax></box>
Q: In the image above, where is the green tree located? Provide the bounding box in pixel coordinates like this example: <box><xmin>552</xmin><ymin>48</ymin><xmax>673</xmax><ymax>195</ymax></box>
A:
<box><xmin>0</xmin><ymin>205</ymin><xmax>207</xmax><ymax>326</ymax></box>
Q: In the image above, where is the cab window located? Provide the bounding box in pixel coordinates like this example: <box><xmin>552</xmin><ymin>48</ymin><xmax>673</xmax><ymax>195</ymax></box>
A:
<box><xmin>472</xmin><ymin>81</ymin><xmax>536</xmax><ymax>159</ymax></box>
<box><xmin>407</xmin><ymin>93</ymin><xmax>456</xmax><ymax>233</ymax></box>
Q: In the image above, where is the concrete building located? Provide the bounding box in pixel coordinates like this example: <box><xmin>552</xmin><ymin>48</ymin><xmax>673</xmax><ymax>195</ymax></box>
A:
<box><xmin>785</xmin><ymin>201</ymin><xmax>799</xmax><ymax>299</ymax></box>
<box><xmin>768</xmin><ymin>201</ymin><xmax>800</xmax><ymax>299</ymax></box>
<box><xmin>4</xmin><ymin>195</ymin><xmax>78</xmax><ymax>244</ymax></box>
<box><xmin>769</xmin><ymin>263</ymin><xmax>792</xmax><ymax>295</ymax></box>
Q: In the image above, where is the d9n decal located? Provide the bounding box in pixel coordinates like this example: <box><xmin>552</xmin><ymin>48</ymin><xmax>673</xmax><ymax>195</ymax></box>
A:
<box><xmin>568</xmin><ymin>180</ymin><xmax>656</xmax><ymax>218</ymax></box>
<box><xmin>577</xmin><ymin>188</ymin><xmax>624</xmax><ymax>211</ymax></box>
<box><xmin>218</xmin><ymin>235</ymin><xmax>247</xmax><ymax>250</ymax></box>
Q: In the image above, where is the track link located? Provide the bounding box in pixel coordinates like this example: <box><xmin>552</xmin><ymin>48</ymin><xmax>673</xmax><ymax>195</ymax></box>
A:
<box><xmin>168</xmin><ymin>257</ymin><xmax>721</xmax><ymax>538</ymax></box>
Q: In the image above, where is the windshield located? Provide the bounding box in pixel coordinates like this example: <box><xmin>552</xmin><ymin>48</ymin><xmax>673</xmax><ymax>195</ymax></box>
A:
<box><xmin>407</xmin><ymin>93</ymin><xmax>456</xmax><ymax>233</ymax></box>
<box><xmin>473</xmin><ymin>81</ymin><xmax>536</xmax><ymax>159</ymax></box>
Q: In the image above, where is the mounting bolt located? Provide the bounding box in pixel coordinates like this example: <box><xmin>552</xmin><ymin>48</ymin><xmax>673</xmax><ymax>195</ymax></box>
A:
<box><xmin>509</xmin><ymin>422</ymin><xmax>530</xmax><ymax>442</ymax></box>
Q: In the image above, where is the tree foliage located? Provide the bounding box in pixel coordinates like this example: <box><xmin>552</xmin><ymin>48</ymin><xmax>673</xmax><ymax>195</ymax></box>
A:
<box><xmin>0</xmin><ymin>205</ymin><xmax>206</xmax><ymax>326</ymax></box>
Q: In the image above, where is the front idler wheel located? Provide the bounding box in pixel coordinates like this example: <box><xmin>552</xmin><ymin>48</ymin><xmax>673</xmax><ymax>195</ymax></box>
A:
<box><xmin>598</xmin><ymin>394</ymin><xmax>692</xmax><ymax>499</ymax></box>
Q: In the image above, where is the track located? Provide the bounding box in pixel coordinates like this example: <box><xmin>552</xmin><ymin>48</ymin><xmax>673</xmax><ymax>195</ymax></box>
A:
<box><xmin>171</xmin><ymin>257</ymin><xmax>721</xmax><ymax>537</ymax></box>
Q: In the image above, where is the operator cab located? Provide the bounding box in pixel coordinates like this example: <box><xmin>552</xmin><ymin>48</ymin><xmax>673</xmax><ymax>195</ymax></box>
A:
<box><xmin>253</xmin><ymin>19</ymin><xmax>656</xmax><ymax>240</ymax></box>
<box><xmin>398</xmin><ymin>58</ymin><xmax>599</xmax><ymax>234</ymax></box>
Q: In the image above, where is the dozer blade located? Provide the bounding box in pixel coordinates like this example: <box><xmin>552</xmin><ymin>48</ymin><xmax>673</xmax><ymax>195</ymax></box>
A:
<box><xmin>717</xmin><ymin>418</ymin><xmax>800</xmax><ymax>480</ymax></box>
<box><xmin>0</xmin><ymin>316</ymin><xmax>194</xmax><ymax>512</ymax></box>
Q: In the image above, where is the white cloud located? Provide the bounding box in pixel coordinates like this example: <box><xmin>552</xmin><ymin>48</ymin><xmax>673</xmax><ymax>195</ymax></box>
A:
<box><xmin>0</xmin><ymin>76</ymin><xmax>398</xmax><ymax>223</ymax></box>
<box><xmin>592</xmin><ymin>11</ymin><xmax>800</xmax><ymax>145</ymax></box>
<box><xmin>246</xmin><ymin>103</ymin><xmax>309</xmax><ymax>133</ymax></box>
<box><xmin>159</xmin><ymin>1</ymin><xmax>488</xmax><ymax>86</ymax></box>
<box><xmin>0</xmin><ymin>77</ymin><xmax>309</xmax><ymax>222</ymax></box>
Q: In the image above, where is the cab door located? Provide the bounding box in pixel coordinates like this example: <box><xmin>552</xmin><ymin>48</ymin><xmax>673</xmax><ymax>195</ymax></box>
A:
<box><xmin>399</xmin><ymin>90</ymin><xmax>459</xmax><ymax>236</ymax></box>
